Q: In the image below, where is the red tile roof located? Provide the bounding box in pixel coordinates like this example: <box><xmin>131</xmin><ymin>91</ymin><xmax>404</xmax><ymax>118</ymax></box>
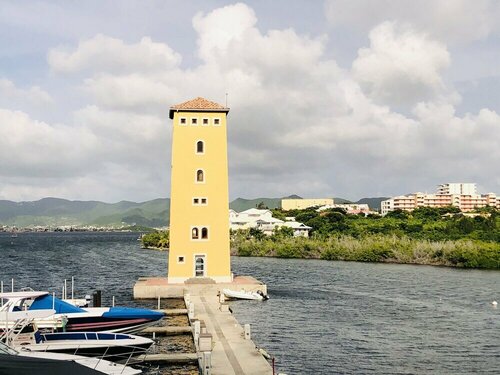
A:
<box><xmin>169</xmin><ymin>97</ymin><xmax>229</xmax><ymax>119</ymax></box>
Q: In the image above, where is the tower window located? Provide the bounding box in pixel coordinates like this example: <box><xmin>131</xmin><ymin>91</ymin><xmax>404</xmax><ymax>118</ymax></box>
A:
<box><xmin>191</xmin><ymin>117</ymin><xmax>198</xmax><ymax>125</ymax></box>
<box><xmin>191</xmin><ymin>226</ymin><xmax>209</xmax><ymax>240</ymax></box>
<box><xmin>179</xmin><ymin>117</ymin><xmax>187</xmax><ymax>125</ymax></box>
<box><xmin>177</xmin><ymin>256</ymin><xmax>185</xmax><ymax>263</ymax></box>
<box><xmin>193</xmin><ymin>197</ymin><xmax>208</xmax><ymax>206</ymax></box>
<box><xmin>196</xmin><ymin>141</ymin><xmax>204</xmax><ymax>154</ymax></box>
<box><xmin>202</xmin><ymin>118</ymin><xmax>209</xmax><ymax>126</ymax></box>
<box><xmin>213</xmin><ymin>118</ymin><xmax>221</xmax><ymax>126</ymax></box>
<box><xmin>196</xmin><ymin>169</ymin><xmax>205</xmax><ymax>183</ymax></box>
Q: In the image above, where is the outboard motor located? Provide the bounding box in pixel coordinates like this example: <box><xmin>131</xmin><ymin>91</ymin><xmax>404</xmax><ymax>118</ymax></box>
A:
<box><xmin>257</xmin><ymin>290</ymin><xmax>270</xmax><ymax>300</ymax></box>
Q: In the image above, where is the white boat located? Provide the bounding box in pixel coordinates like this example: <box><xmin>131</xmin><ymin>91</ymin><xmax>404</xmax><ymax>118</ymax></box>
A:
<box><xmin>222</xmin><ymin>288</ymin><xmax>269</xmax><ymax>301</ymax></box>
<box><xmin>2</xmin><ymin>309</ymin><xmax>152</xmax><ymax>363</ymax></box>
<box><xmin>0</xmin><ymin>291</ymin><xmax>164</xmax><ymax>333</ymax></box>
<box><xmin>0</xmin><ymin>341</ymin><xmax>141</xmax><ymax>375</ymax></box>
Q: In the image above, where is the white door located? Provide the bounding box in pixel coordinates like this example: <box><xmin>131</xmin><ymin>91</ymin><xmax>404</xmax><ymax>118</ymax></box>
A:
<box><xmin>194</xmin><ymin>255</ymin><xmax>206</xmax><ymax>277</ymax></box>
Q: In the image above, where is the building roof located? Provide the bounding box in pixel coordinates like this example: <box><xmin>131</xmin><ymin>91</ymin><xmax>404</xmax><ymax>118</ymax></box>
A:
<box><xmin>169</xmin><ymin>97</ymin><xmax>229</xmax><ymax>118</ymax></box>
<box><xmin>239</xmin><ymin>208</ymin><xmax>272</xmax><ymax>216</ymax></box>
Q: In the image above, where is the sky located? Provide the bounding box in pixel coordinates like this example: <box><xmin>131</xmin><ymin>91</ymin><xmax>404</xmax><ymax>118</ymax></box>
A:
<box><xmin>1</xmin><ymin>0</ymin><xmax>500</xmax><ymax>202</ymax></box>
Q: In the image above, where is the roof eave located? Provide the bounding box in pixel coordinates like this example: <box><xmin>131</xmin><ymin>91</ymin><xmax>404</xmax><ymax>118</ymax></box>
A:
<box><xmin>169</xmin><ymin>107</ymin><xmax>230</xmax><ymax>119</ymax></box>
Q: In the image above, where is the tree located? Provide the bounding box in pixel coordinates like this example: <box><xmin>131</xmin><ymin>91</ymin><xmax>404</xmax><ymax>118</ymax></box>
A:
<box><xmin>249</xmin><ymin>227</ymin><xmax>266</xmax><ymax>240</ymax></box>
<box><xmin>256</xmin><ymin>201</ymin><xmax>268</xmax><ymax>209</ymax></box>
<box><xmin>272</xmin><ymin>226</ymin><xmax>294</xmax><ymax>238</ymax></box>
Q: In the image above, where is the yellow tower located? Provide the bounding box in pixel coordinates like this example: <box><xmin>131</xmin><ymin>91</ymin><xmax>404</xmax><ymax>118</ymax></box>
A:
<box><xmin>167</xmin><ymin>97</ymin><xmax>232</xmax><ymax>283</ymax></box>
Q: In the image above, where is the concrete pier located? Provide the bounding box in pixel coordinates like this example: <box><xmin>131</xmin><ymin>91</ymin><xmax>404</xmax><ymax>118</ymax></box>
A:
<box><xmin>186</xmin><ymin>287</ymin><xmax>273</xmax><ymax>375</ymax></box>
<box><xmin>133</xmin><ymin>275</ymin><xmax>267</xmax><ymax>299</ymax></box>
<box><xmin>134</xmin><ymin>276</ymin><xmax>273</xmax><ymax>374</ymax></box>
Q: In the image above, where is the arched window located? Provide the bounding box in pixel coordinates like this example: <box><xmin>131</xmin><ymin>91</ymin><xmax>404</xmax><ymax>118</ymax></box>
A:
<box><xmin>196</xmin><ymin>141</ymin><xmax>204</xmax><ymax>154</ymax></box>
<box><xmin>192</xmin><ymin>227</ymin><xmax>199</xmax><ymax>239</ymax></box>
<box><xmin>201</xmin><ymin>227</ymin><xmax>208</xmax><ymax>239</ymax></box>
<box><xmin>196</xmin><ymin>169</ymin><xmax>204</xmax><ymax>182</ymax></box>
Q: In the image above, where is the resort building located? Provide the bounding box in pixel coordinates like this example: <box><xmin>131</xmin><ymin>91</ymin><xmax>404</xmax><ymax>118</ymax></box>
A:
<box><xmin>167</xmin><ymin>97</ymin><xmax>232</xmax><ymax>283</ymax></box>
<box><xmin>230</xmin><ymin>208</ymin><xmax>312</xmax><ymax>237</ymax></box>
<box><xmin>381</xmin><ymin>183</ymin><xmax>500</xmax><ymax>215</ymax></box>
<box><xmin>437</xmin><ymin>183</ymin><xmax>477</xmax><ymax>195</ymax></box>
<box><xmin>317</xmin><ymin>203</ymin><xmax>372</xmax><ymax>215</ymax></box>
<box><xmin>281</xmin><ymin>198</ymin><xmax>334</xmax><ymax>210</ymax></box>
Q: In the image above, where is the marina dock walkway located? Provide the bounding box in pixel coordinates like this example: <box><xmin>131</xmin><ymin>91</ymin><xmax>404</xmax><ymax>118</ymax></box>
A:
<box><xmin>134</xmin><ymin>276</ymin><xmax>272</xmax><ymax>374</ymax></box>
<box><xmin>189</xmin><ymin>287</ymin><xmax>273</xmax><ymax>375</ymax></box>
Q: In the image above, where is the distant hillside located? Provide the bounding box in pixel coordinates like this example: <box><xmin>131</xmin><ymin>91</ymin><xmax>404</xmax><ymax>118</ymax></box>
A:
<box><xmin>355</xmin><ymin>197</ymin><xmax>389</xmax><ymax>210</ymax></box>
<box><xmin>0</xmin><ymin>195</ymin><xmax>389</xmax><ymax>227</ymax></box>
<box><xmin>0</xmin><ymin>198</ymin><xmax>170</xmax><ymax>227</ymax></box>
<box><xmin>229</xmin><ymin>197</ymin><xmax>284</xmax><ymax>211</ymax></box>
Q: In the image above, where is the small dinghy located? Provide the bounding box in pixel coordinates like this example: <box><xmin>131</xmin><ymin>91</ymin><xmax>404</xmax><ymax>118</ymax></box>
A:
<box><xmin>222</xmin><ymin>289</ymin><xmax>269</xmax><ymax>301</ymax></box>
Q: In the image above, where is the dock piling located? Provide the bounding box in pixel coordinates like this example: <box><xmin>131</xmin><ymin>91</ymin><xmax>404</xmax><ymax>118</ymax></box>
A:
<box><xmin>244</xmin><ymin>324</ymin><xmax>251</xmax><ymax>340</ymax></box>
<box><xmin>11</xmin><ymin>278</ymin><xmax>14</xmax><ymax>292</ymax></box>
<box><xmin>112</xmin><ymin>296</ymin><xmax>115</xmax><ymax>307</ymax></box>
<box><xmin>194</xmin><ymin>320</ymin><xmax>201</xmax><ymax>343</ymax></box>
<box><xmin>157</xmin><ymin>296</ymin><xmax>161</xmax><ymax>310</ymax></box>
<box><xmin>202</xmin><ymin>351</ymin><xmax>212</xmax><ymax>375</ymax></box>
<box><xmin>188</xmin><ymin>302</ymin><xmax>195</xmax><ymax>320</ymax></box>
<box><xmin>1</xmin><ymin>281</ymin><xmax>3</xmax><ymax>306</ymax></box>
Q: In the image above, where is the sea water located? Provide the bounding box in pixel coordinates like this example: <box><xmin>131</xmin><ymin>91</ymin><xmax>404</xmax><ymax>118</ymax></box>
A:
<box><xmin>0</xmin><ymin>232</ymin><xmax>498</xmax><ymax>374</ymax></box>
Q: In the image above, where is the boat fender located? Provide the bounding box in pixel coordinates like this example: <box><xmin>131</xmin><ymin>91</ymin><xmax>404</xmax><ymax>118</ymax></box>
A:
<box><xmin>257</xmin><ymin>346</ymin><xmax>271</xmax><ymax>359</ymax></box>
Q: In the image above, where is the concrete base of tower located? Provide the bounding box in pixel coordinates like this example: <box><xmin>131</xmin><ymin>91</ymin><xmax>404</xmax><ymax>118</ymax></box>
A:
<box><xmin>133</xmin><ymin>275</ymin><xmax>267</xmax><ymax>299</ymax></box>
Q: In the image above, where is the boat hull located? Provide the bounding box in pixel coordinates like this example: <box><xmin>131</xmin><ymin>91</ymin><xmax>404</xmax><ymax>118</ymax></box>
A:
<box><xmin>0</xmin><ymin>352</ymin><xmax>103</xmax><ymax>375</ymax></box>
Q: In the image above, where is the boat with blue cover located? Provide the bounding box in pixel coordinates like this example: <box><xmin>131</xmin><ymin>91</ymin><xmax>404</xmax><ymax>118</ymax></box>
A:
<box><xmin>0</xmin><ymin>291</ymin><xmax>164</xmax><ymax>333</ymax></box>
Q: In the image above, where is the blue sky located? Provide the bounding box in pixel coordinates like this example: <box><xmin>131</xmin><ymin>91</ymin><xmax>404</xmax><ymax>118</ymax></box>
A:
<box><xmin>1</xmin><ymin>1</ymin><xmax>499</xmax><ymax>202</ymax></box>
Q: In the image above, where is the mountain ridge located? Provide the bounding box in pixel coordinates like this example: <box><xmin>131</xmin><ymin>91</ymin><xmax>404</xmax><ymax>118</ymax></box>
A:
<box><xmin>0</xmin><ymin>196</ymin><xmax>387</xmax><ymax>227</ymax></box>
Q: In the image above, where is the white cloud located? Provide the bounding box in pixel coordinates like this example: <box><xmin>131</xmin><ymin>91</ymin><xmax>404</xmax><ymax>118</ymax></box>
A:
<box><xmin>2</xmin><ymin>2</ymin><xmax>499</xmax><ymax>202</ymax></box>
<box><xmin>48</xmin><ymin>34</ymin><xmax>181</xmax><ymax>74</ymax></box>
<box><xmin>352</xmin><ymin>22</ymin><xmax>451</xmax><ymax>106</ymax></box>
<box><xmin>0</xmin><ymin>78</ymin><xmax>53</xmax><ymax>109</ymax></box>
<box><xmin>325</xmin><ymin>0</ymin><xmax>500</xmax><ymax>44</ymax></box>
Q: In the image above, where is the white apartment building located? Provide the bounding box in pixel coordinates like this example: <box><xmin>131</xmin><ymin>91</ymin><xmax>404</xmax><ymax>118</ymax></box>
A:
<box><xmin>381</xmin><ymin>183</ymin><xmax>500</xmax><ymax>215</ymax></box>
<box><xmin>317</xmin><ymin>203</ymin><xmax>372</xmax><ymax>215</ymax></box>
<box><xmin>437</xmin><ymin>183</ymin><xmax>477</xmax><ymax>195</ymax></box>
<box><xmin>229</xmin><ymin>208</ymin><xmax>312</xmax><ymax>237</ymax></box>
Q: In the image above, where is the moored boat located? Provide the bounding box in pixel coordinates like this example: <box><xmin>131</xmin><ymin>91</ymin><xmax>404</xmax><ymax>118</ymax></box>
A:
<box><xmin>0</xmin><ymin>341</ymin><xmax>142</xmax><ymax>375</ymax></box>
<box><xmin>0</xmin><ymin>291</ymin><xmax>164</xmax><ymax>333</ymax></box>
<box><xmin>2</xmin><ymin>309</ymin><xmax>152</xmax><ymax>363</ymax></box>
<box><xmin>222</xmin><ymin>288</ymin><xmax>269</xmax><ymax>301</ymax></box>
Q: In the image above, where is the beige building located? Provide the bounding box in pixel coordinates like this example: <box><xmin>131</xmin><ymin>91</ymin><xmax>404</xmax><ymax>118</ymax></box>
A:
<box><xmin>381</xmin><ymin>183</ymin><xmax>500</xmax><ymax>215</ymax></box>
<box><xmin>282</xmin><ymin>198</ymin><xmax>334</xmax><ymax>211</ymax></box>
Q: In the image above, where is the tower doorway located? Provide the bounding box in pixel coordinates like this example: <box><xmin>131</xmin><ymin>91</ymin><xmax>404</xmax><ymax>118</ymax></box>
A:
<box><xmin>194</xmin><ymin>255</ymin><xmax>206</xmax><ymax>277</ymax></box>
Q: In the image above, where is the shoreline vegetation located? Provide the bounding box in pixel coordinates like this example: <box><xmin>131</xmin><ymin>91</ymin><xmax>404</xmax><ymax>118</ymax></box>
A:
<box><xmin>141</xmin><ymin>206</ymin><xmax>500</xmax><ymax>270</ymax></box>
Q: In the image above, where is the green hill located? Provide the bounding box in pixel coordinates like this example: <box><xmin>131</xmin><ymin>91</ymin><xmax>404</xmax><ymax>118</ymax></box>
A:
<box><xmin>0</xmin><ymin>195</ymin><xmax>387</xmax><ymax>227</ymax></box>
<box><xmin>0</xmin><ymin>198</ymin><xmax>170</xmax><ymax>227</ymax></box>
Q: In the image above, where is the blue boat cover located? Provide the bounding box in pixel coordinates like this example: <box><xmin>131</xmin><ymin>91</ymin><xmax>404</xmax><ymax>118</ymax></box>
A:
<box><xmin>102</xmin><ymin>307</ymin><xmax>164</xmax><ymax>320</ymax></box>
<box><xmin>29</xmin><ymin>294</ymin><xmax>85</xmax><ymax>314</ymax></box>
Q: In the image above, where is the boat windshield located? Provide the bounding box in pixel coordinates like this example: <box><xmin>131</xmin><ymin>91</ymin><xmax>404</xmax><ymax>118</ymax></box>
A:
<box><xmin>0</xmin><ymin>297</ymin><xmax>34</xmax><ymax>312</ymax></box>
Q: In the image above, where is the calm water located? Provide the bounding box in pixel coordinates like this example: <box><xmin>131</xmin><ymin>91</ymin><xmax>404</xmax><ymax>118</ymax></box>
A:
<box><xmin>1</xmin><ymin>232</ymin><xmax>499</xmax><ymax>374</ymax></box>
